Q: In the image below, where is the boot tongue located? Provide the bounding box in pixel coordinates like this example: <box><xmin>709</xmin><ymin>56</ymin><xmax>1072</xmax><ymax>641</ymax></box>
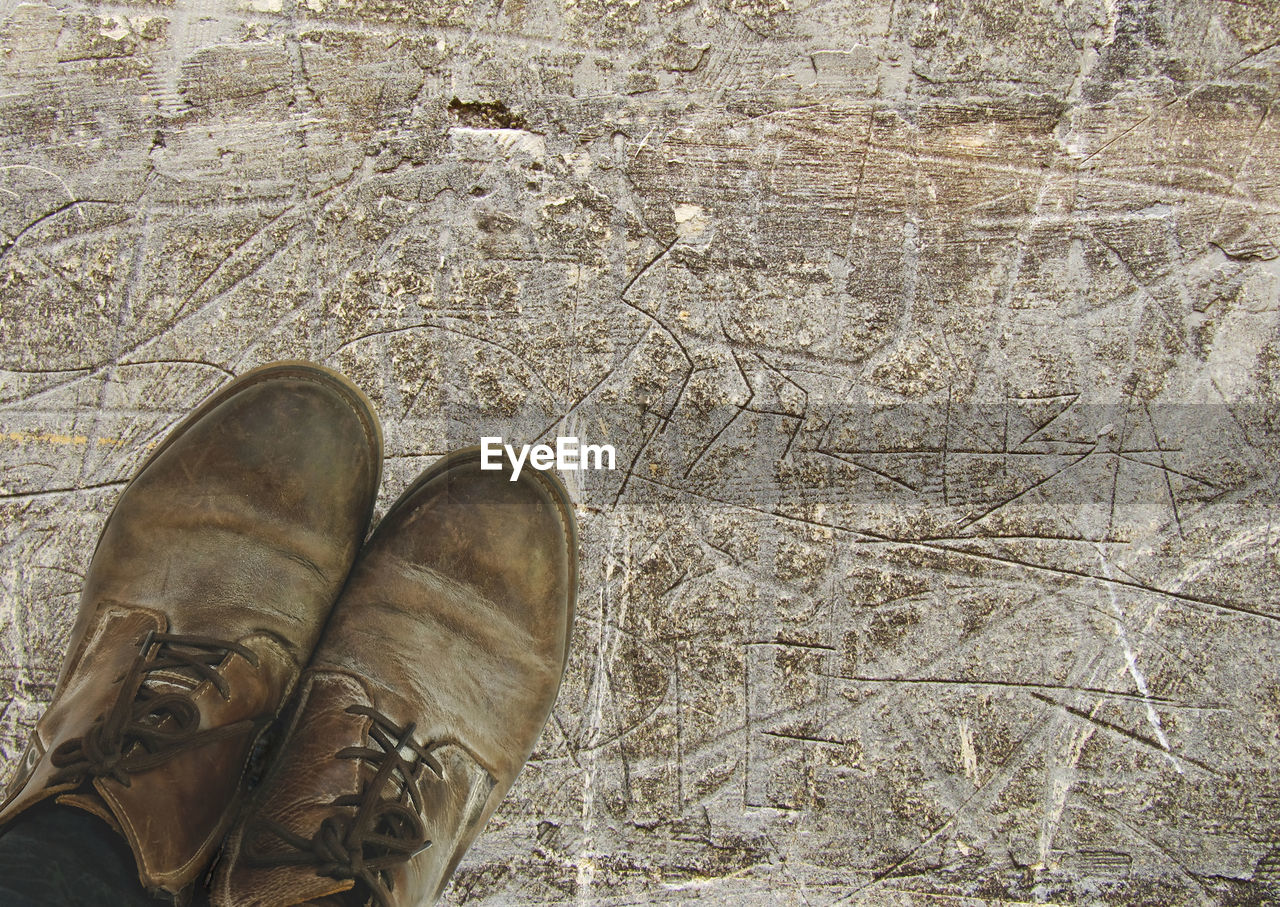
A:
<box><xmin>1</xmin><ymin>607</ymin><xmax>298</xmax><ymax>896</ymax></box>
<box><xmin>94</xmin><ymin>632</ymin><xmax>295</xmax><ymax>891</ymax></box>
<box><xmin>220</xmin><ymin>671</ymin><xmax>497</xmax><ymax>907</ymax></box>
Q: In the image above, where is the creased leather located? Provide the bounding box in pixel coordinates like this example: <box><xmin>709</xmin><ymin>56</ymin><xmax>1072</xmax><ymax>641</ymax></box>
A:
<box><xmin>0</xmin><ymin>364</ymin><xmax>382</xmax><ymax>897</ymax></box>
<box><xmin>216</xmin><ymin>448</ymin><xmax>576</xmax><ymax>906</ymax></box>
<box><xmin>215</xmin><ymin>672</ymin><xmax>498</xmax><ymax>907</ymax></box>
<box><xmin>100</xmin><ymin>631</ymin><xmax>296</xmax><ymax>890</ymax></box>
<box><xmin>0</xmin><ymin>607</ymin><xmax>164</xmax><ymax>821</ymax></box>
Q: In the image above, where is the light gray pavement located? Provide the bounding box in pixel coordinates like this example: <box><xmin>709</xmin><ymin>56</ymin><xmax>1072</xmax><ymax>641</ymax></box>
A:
<box><xmin>1</xmin><ymin>0</ymin><xmax>1280</xmax><ymax>902</ymax></box>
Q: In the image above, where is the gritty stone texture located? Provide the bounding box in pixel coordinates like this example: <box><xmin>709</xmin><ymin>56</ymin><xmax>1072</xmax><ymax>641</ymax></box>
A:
<box><xmin>1</xmin><ymin>0</ymin><xmax>1280</xmax><ymax>903</ymax></box>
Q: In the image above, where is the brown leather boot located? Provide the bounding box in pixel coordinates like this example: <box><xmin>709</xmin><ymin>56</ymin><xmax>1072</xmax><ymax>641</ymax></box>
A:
<box><xmin>0</xmin><ymin>361</ymin><xmax>382</xmax><ymax>900</ymax></box>
<box><xmin>212</xmin><ymin>447</ymin><xmax>578</xmax><ymax>907</ymax></box>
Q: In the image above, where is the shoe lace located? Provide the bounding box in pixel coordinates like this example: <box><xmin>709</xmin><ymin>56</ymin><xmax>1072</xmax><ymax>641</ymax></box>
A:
<box><xmin>49</xmin><ymin>629</ymin><xmax>260</xmax><ymax>787</ymax></box>
<box><xmin>245</xmin><ymin>706</ymin><xmax>443</xmax><ymax>907</ymax></box>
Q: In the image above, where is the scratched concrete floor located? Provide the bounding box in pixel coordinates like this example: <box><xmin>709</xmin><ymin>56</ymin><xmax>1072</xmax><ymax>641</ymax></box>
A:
<box><xmin>2</xmin><ymin>0</ymin><xmax>1280</xmax><ymax>904</ymax></box>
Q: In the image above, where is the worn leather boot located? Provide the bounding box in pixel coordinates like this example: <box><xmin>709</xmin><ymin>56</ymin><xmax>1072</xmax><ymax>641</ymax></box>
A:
<box><xmin>0</xmin><ymin>361</ymin><xmax>382</xmax><ymax>900</ymax></box>
<box><xmin>212</xmin><ymin>447</ymin><xmax>578</xmax><ymax>907</ymax></box>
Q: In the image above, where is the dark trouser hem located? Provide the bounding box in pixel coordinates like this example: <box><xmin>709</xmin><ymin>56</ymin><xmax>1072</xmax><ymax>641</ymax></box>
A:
<box><xmin>0</xmin><ymin>802</ymin><xmax>165</xmax><ymax>906</ymax></box>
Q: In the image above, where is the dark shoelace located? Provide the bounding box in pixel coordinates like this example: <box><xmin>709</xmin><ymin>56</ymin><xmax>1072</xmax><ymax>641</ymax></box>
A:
<box><xmin>245</xmin><ymin>706</ymin><xmax>443</xmax><ymax>907</ymax></box>
<box><xmin>49</xmin><ymin>629</ymin><xmax>261</xmax><ymax>787</ymax></box>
